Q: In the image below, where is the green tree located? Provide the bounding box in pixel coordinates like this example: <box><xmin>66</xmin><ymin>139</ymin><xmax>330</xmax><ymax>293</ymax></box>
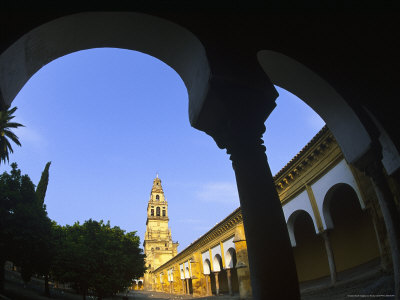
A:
<box><xmin>52</xmin><ymin>220</ymin><xmax>146</xmax><ymax>300</ymax></box>
<box><xmin>0</xmin><ymin>163</ymin><xmax>22</xmax><ymax>292</ymax></box>
<box><xmin>34</xmin><ymin>161</ymin><xmax>54</xmax><ymax>296</ymax></box>
<box><xmin>36</xmin><ymin>161</ymin><xmax>51</xmax><ymax>206</ymax></box>
<box><xmin>0</xmin><ymin>163</ymin><xmax>52</xmax><ymax>293</ymax></box>
<box><xmin>0</xmin><ymin>106</ymin><xmax>24</xmax><ymax>165</ymax></box>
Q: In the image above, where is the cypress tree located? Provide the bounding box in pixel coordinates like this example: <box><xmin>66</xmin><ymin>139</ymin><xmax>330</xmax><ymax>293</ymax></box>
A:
<box><xmin>36</xmin><ymin>161</ymin><xmax>51</xmax><ymax>205</ymax></box>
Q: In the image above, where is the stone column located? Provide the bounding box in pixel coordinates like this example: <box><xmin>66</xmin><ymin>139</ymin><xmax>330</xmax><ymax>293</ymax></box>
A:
<box><xmin>181</xmin><ymin>279</ymin><xmax>185</xmax><ymax>294</ymax></box>
<box><xmin>321</xmin><ymin>230</ymin><xmax>337</xmax><ymax>285</ymax></box>
<box><xmin>191</xmin><ymin>72</ymin><xmax>300</xmax><ymax>299</ymax></box>
<box><xmin>214</xmin><ymin>272</ymin><xmax>220</xmax><ymax>296</ymax></box>
<box><xmin>186</xmin><ymin>278</ymin><xmax>190</xmax><ymax>294</ymax></box>
<box><xmin>370</xmin><ymin>213</ymin><xmax>389</xmax><ymax>270</ymax></box>
<box><xmin>205</xmin><ymin>274</ymin><xmax>210</xmax><ymax>296</ymax></box>
<box><xmin>226</xmin><ymin>268</ymin><xmax>233</xmax><ymax>296</ymax></box>
<box><xmin>233</xmin><ymin>225</ymin><xmax>252</xmax><ymax>299</ymax></box>
<box><xmin>364</xmin><ymin>159</ymin><xmax>400</xmax><ymax>299</ymax></box>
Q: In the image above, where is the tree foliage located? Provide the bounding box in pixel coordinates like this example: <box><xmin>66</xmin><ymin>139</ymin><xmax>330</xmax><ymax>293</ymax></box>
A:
<box><xmin>52</xmin><ymin>219</ymin><xmax>146</xmax><ymax>299</ymax></box>
<box><xmin>36</xmin><ymin>161</ymin><xmax>51</xmax><ymax>206</ymax></box>
<box><xmin>1</xmin><ymin>163</ymin><xmax>146</xmax><ymax>299</ymax></box>
<box><xmin>0</xmin><ymin>106</ymin><xmax>24</xmax><ymax>165</ymax></box>
<box><xmin>0</xmin><ymin>163</ymin><xmax>52</xmax><ymax>292</ymax></box>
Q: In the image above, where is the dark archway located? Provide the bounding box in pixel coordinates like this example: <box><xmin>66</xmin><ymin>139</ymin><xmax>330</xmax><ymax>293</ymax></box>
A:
<box><xmin>323</xmin><ymin>183</ymin><xmax>380</xmax><ymax>272</ymax></box>
<box><xmin>225</xmin><ymin>247</ymin><xmax>240</xmax><ymax>294</ymax></box>
<box><xmin>289</xmin><ymin>210</ymin><xmax>330</xmax><ymax>282</ymax></box>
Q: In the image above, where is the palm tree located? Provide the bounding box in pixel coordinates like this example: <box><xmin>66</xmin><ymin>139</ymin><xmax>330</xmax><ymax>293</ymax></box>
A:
<box><xmin>0</xmin><ymin>106</ymin><xmax>24</xmax><ymax>164</ymax></box>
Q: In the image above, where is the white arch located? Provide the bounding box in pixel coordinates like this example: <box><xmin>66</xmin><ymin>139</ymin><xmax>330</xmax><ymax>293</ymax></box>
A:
<box><xmin>185</xmin><ymin>266</ymin><xmax>190</xmax><ymax>279</ymax></box>
<box><xmin>225</xmin><ymin>247</ymin><xmax>236</xmax><ymax>269</ymax></box>
<box><xmin>283</xmin><ymin>189</ymin><xmax>319</xmax><ymax>233</ymax></box>
<box><xmin>312</xmin><ymin>159</ymin><xmax>365</xmax><ymax>229</ymax></box>
<box><xmin>203</xmin><ymin>258</ymin><xmax>211</xmax><ymax>275</ymax></box>
<box><xmin>0</xmin><ymin>12</ymin><xmax>210</xmax><ymax>125</ymax></box>
<box><xmin>257</xmin><ymin>50</ymin><xmax>372</xmax><ymax>165</ymax></box>
<box><xmin>213</xmin><ymin>254</ymin><xmax>222</xmax><ymax>272</ymax></box>
<box><xmin>180</xmin><ymin>264</ymin><xmax>185</xmax><ymax>280</ymax></box>
<box><xmin>322</xmin><ymin>182</ymin><xmax>364</xmax><ymax>230</ymax></box>
<box><xmin>286</xmin><ymin>209</ymin><xmax>316</xmax><ymax>247</ymax></box>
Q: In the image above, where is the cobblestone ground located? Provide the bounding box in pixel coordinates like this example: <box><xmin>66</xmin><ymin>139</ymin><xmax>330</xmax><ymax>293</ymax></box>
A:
<box><xmin>125</xmin><ymin>290</ymin><xmax>240</xmax><ymax>299</ymax></box>
<box><xmin>300</xmin><ymin>271</ymin><xmax>395</xmax><ymax>300</ymax></box>
<box><xmin>2</xmin><ymin>264</ymin><xmax>395</xmax><ymax>300</ymax></box>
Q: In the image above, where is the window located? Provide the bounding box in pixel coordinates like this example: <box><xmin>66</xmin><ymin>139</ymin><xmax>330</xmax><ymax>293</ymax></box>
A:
<box><xmin>162</xmin><ymin>210</ymin><xmax>166</xmax><ymax>217</ymax></box>
<box><xmin>151</xmin><ymin>209</ymin><xmax>154</xmax><ymax>216</ymax></box>
<box><xmin>156</xmin><ymin>247</ymin><xmax>160</xmax><ymax>250</ymax></box>
<box><xmin>156</xmin><ymin>207</ymin><xmax>160</xmax><ymax>216</ymax></box>
<box><xmin>156</xmin><ymin>195</ymin><xmax>160</xmax><ymax>200</ymax></box>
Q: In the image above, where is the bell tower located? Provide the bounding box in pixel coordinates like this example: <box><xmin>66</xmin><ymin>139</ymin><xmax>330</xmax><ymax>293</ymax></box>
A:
<box><xmin>143</xmin><ymin>175</ymin><xmax>178</xmax><ymax>288</ymax></box>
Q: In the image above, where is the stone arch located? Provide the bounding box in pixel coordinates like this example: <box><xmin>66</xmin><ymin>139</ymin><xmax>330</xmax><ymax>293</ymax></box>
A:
<box><xmin>287</xmin><ymin>209</ymin><xmax>316</xmax><ymax>247</ymax></box>
<box><xmin>225</xmin><ymin>247</ymin><xmax>236</xmax><ymax>269</ymax></box>
<box><xmin>203</xmin><ymin>258</ymin><xmax>211</xmax><ymax>275</ymax></box>
<box><xmin>257</xmin><ymin>50</ymin><xmax>375</xmax><ymax>165</ymax></box>
<box><xmin>213</xmin><ymin>254</ymin><xmax>222</xmax><ymax>272</ymax></box>
<box><xmin>185</xmin><ymin>266</ymin><xmax>190</xmax><ymax>279</ymax></box>
<box><xmin>0</xmin><ymin>12</ymin><xmax>210</xmax><ymax>123</ymax></box>
<box><xmin>323</xmin><ymin>183</ymin><xmax>362</xmax><ymax>230</ymax></box>
<box><xmin>225</xmin><ymin>247</ymin><xmax>240</xmax><ymax>294</ymax></box>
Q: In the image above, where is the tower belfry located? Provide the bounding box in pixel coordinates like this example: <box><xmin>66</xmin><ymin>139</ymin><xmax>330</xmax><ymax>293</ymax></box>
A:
<box><xmin>143</xmin><ymin>175</ymin><xmax>178</xmax><ymax>288</ymax></box>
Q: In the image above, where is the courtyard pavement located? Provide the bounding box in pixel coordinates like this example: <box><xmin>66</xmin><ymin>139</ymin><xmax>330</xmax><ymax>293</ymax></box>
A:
<box><xmin>1</xmin><ymin>259</ymin><xmax>395</xmax><ymax>299</ymax></box>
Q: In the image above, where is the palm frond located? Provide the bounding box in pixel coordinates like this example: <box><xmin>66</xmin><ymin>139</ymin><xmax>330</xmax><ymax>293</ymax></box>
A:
<box><xmin>0</xmin><ymin>106</ymin><xmax>24</xmax><ymax>165</ymax></box>
<box><xmin>4</xmin><ymin>122</ymin><xmax>24</xmax><ymax>128</ymax></box>
<box><xmin>4</xmin><ymin>130</ymin><xmax>21</xmax><ymax>146</ymax></box>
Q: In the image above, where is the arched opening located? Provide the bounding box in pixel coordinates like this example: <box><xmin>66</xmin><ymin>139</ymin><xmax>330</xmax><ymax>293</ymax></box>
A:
<box><xmin>225</xmin><ymin>247</ymin><xmax>239</xmax><ymax>294</ymax></box>
<box><xmin>288</xmin><ymin>210</ymin><xmax>330</xmax><ymax>282</ymax></box>
<box><xmin>323</xmin><ymin>183</ymin><xmax>380</xmax><ymax>272</ymax></box>
<box><xmin>257</xmin><ymin>50</ymin><xmax>375</xmax><ymax>165</ymax></box>
<box><xmin>0</xmin><ymin>12</ymin><xmax>210</xmax><ymax>116</ymax></box>
<box><xmin>212</xmin><ymin>254</ymin><xmax>228</xmax><ymax>295</ymax></box>
<box><xmin>203</xmin><ymin>259</ymin><xmax>211</xmax><ymax>275</ymax></box>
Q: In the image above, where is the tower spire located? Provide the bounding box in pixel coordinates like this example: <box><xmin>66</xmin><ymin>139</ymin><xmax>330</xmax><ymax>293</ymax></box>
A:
<box><xmin>143</xmin><ymin>176</ymin><xmax>179</xmax><ymax>286</ymax></box>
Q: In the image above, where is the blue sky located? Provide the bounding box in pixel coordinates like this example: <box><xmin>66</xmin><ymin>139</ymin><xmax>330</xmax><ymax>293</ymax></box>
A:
<box><xmin>1</xmin><ymin>48</ymin><xmax>325</xmax><ymax>250</ymax></box>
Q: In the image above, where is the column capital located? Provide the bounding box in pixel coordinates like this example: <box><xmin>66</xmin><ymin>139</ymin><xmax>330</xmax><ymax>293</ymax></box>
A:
<box><xmin>192</xmin><ymin>75</ymin><xmax>278</xmax><ymax>164</ymax></box>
